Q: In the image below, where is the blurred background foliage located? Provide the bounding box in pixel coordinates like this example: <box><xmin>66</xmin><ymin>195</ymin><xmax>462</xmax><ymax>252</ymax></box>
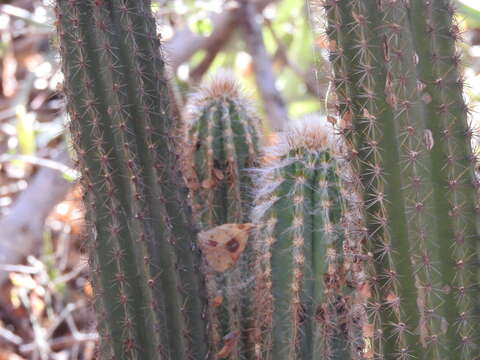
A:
<box><xmin>0</xmin><ymin>0</ymin><xmax>479</xmax><ymax>359</ymax></box>
<box><xmin>157</xmin><ymin>0</ymin><xmax>323</xmax><ymax>119</ymax></box>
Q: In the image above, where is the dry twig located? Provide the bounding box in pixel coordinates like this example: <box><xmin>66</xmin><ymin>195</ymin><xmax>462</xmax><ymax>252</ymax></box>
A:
<box><xmin>0</xmin><ymin>148</ymin><xmax>72</xmax><ymax>286</ymax></box>
<box><xmin>239</xmin><ymin>0</ymin><xmax>289</xmax><ymax>130</ymax></box>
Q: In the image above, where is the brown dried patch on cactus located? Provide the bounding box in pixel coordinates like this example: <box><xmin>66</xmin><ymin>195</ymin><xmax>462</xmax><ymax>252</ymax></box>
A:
<box><xmin>216</xmin><ymin>330</ymin><xmax>240</xmax><ymax>358</ymax></box>
<box><xmin>212</xmin><ymin>295</ymin><xmax>223</xmax><ymax>307</ymax></box>
<box><xmin>198</xmin><ymin>223</ymin><xmax>254</xmax><ymax>272</ymax></box>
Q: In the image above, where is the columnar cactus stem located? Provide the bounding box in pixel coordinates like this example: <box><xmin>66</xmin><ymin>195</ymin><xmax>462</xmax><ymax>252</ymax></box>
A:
<box><xmin>55</xmin><ymin>1</ymin><xmax>207</xmax><ymax>359</ymax></box>
<box><xmin>252</xmin><ymin>118</ymin><xmax>363</xmax><ymax>359</ymax></box>
<box><xmin>184</xmin><ymin>72</ymin><xmax>261</xmax><ymax>227</ymax></box>
<box><xmin>409</xmin><ymin>4</ymin><xmax>480</xmax><ymax>355</ymax></box>
<box><xmin>321</xmin><ymin>0</ymin><xmax>480</xmax><ymax>358</ymax></box>
<box><xmin>183</xmin><ymin>72</ymin><xmax>261</xmax><ymax>358</ymax></box>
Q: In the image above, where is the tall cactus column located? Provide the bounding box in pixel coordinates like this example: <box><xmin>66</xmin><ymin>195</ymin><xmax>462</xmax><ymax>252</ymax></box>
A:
<box><xmin>55</xmin><ymin>1</ymin><xmax>207</xmax><ymax>359</ymax></box>
<box><xmin>322</xmin><ymin>0</ymin><xmax>480</xmax><ymax>359</ymax></box>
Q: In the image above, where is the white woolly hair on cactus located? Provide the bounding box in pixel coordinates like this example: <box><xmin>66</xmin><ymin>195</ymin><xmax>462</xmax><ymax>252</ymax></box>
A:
<box><xmin>283</xmin><ymin>115</ymin><xmax>341</xmax><ymax>152</ymax></box>
<box><xmin>184</xmin><ymin>68</ymin><xmax>256</xmax><ymax>127</ymax></box>
<box><xmin>251</xmin><ymin>115</ymin><xmax>345</xmax><ymax>221</ymax></box>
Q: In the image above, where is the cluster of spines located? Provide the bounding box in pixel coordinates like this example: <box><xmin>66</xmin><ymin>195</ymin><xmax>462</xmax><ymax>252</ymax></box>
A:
<box><xmin>183</xmin><ymin>72</ymin><xmax>261</xmax><ymax>359</ymax></box>
<box><xmin>55</xmin><ymin>1</ymin><xmax>208</xmax><ymax>359</ymax></box>
<box><xmin>320</xmin><ymin>0</ymin><xmax>480</xmax><ymax>358</ymax></box>
<box><xmin>252</xmin><ymin>118</ymin><xmax>364</xmax><ymax>360</ymax></box>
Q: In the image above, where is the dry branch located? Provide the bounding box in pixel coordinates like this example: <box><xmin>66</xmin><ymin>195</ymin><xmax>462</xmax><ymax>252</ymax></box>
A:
<box><xmin>239</xmin><ymin>0</ymin><xmax>289</xmax><ymax>131</ymax></box>
<box><xmin>0</xmin><ymin>149</ymin><xmax>71</xmax><ymax>286</ymax></box>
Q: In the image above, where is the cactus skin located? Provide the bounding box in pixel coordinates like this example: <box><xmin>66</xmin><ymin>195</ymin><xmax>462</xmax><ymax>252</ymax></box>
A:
<box><xmin>55</xmin><ymin>1</ymin><xmax>208</xmax><ymax>359</ymax></box>
<box><xmin>252</xmin><ymin>119</ymin><xmax>364</xmax><ymax>360</ymax></box>
<box><xmin>183</xmin><ymin>72</ymin><xmax>261</xmax><ymax>358</ymax></box>
<box><xmin>322</xmin><ymin>0</ymin><xmax>480</xmax><ymax>359</ymax></box>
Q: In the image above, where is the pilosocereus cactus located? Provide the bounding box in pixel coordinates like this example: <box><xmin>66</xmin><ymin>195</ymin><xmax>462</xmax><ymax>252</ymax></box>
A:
<box><xmin>321</xmin><ymin>0</ymin><xmax>480</xmax><ymax>359</ymax></box>
<box><xmin>252</xmin><ymin>118</ymin><xmax>366</xmax><ymax>360</ymax></box>
<box><xmin>55</xmin><ymin>0</ymin><xmax>480</xmax><ymax>359</ymax></box>
<box><xmin>183</xmin><ymin>72</ymin><xmax>261</xmax><ymax>358</ymax></box>
<box><xmin>55</xmin><ymin>1</ymin><xmax>208</xmax><ymax>359</ymax></box>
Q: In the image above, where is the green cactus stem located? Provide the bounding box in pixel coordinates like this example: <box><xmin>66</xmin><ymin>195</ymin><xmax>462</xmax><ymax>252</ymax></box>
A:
<box><xmin>252</xmin><ymin>118</ymin><xmax>365</xmax><ymax>360</ymax></box>
<box><xmin>55</xmin><ymin>1</ymin><xmax>207</xmax><ymax>359</ymax></box>
<box><xmin>321</xmin><ymin>0</ymin><xmax>480</xmax><ymax>358</ymax></box>
<box><xmin>183</xmin><ymin>71</ymin><xmax>261</xmax><ymax>359</ymax></box>
<box><xmin>184</xmin><ymin>71</ymin><xmax>261</xmax><ymax>227</ymax></box>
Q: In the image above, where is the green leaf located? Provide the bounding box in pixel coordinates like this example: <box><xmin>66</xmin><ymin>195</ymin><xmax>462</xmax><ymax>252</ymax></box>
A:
<box><xmin>456</xmin><ymin>0</ymin><xmax>480</xmax><ymax>26</ymax></box>
<box><xmin>15</xmin><ymin>104</ymin><xmax>36</xmax><ymax>155</ymax></box>
<box><xmin>188</xmin><ymin>16</ymin><xmax>213</xmax><ymax>36</ymax></box>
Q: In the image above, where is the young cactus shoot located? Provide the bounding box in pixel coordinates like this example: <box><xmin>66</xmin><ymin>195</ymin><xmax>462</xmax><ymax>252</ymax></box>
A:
<box><xmin>252</xmin><ymin>118</ymin><xmax>365</xmax><ymax>360</ymax></box>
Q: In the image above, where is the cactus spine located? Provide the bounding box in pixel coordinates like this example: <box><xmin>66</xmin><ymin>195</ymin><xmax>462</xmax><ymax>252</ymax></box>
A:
<box><xmin>322</xmin><ymin>0</ymin><xmax>480</xmax><ymax>358</ymax></box>
<box><xmin>184</xmin><ymin>72</ymin><xmax>261</xmax><ymax>358</ymax></box>
<box><xmin>55</xmin><ymin>1</ymin><xmax>208</xmax><ymax>359</ymax></box>
<box><xmin>252</xmin><ymin>119</ymin><xmax>364</xmax><ymax>359</ymax></box>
